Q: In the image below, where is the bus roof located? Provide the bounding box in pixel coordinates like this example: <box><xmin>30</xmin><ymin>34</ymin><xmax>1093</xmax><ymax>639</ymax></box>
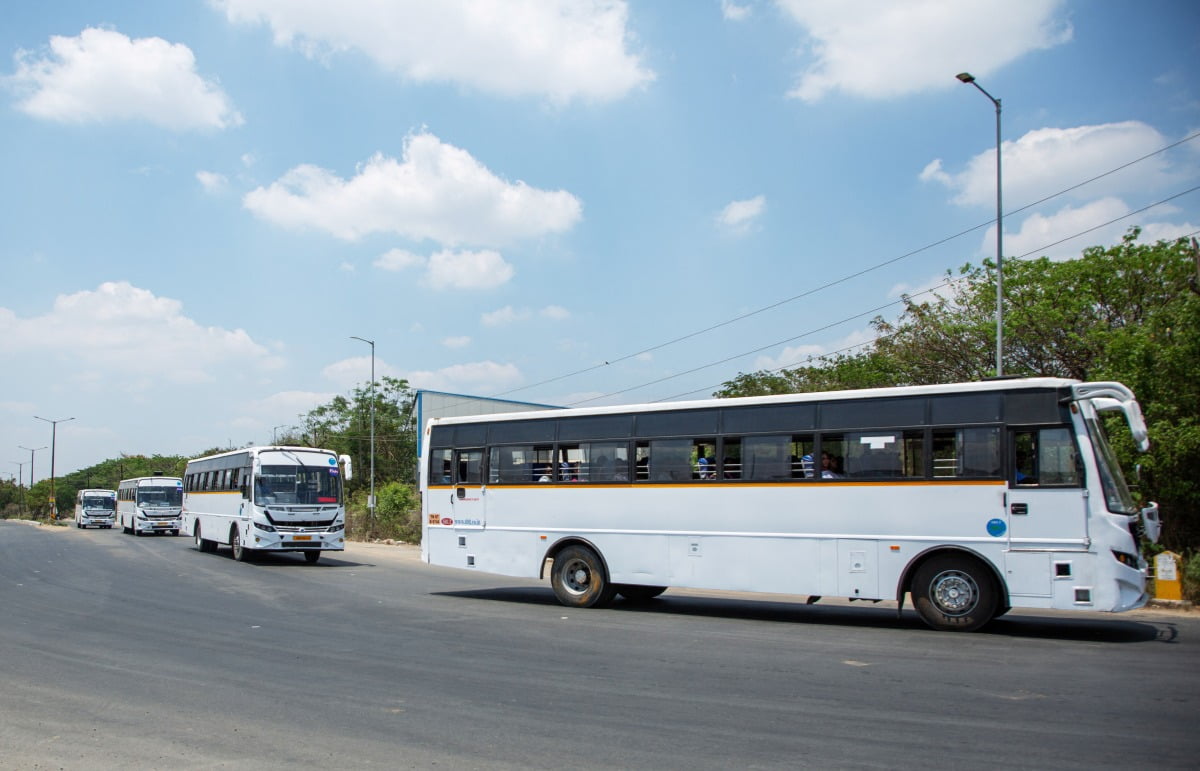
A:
<box><xmin>426</xmin><ymin>377</ymin><xmax>1083</xmax><ymax>428</ymax></box>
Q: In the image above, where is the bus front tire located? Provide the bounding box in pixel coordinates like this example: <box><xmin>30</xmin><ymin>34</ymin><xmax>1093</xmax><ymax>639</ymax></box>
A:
<box><xmin>911</xmin><ymin>555</ymin><xmax>998</xmax><ymax>633</ymax></box>
<box><xmin>230</xmin><ymin>529</ymin><xmax>250</xmax><ymax>562</ymax></box>
<box><xmin>616</xmin><ymin>585</ymin><xmax>667</xmax><ymax>602</ymax></box>
<box><xmin>304</xmin><ymin>551</ymin><xmax>321</xmax><ymax>564</ymax></box>
<box><xmin>550</xmin><ymin>545</ymin><xmax>616</xmax><ymax>608</ymax></box>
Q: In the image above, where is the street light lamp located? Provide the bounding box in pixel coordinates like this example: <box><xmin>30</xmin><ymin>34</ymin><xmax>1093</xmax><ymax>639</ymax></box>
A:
<box><xmin>34</xmin><ymin>415</ymin><xmax>74</xmax><ymax>521</ymax></box>
<box><xmin>350</xmin><ymin>336</ymin><xmax>376</xmax><ymax>523</ymax></box>
<box><xmin>957</xmin><ymin>71</ymin><xmax>1004</xmax><ymax>377</ymax></box>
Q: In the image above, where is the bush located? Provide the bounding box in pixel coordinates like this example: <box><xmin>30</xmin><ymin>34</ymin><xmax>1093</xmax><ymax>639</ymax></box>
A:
<box><xmin>1183</xmin><ymin>552</ymin><xmax>1200</xmax><ymax>604</ymax></box>
<box><xmin>345</xmin><ymin>481</ymin><xmax>421</xmax><ymax>544</ymax></box>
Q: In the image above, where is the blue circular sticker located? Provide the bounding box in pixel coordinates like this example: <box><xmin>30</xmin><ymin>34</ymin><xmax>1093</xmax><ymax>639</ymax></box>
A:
<box><xmin>328</xmin><ymin>457</ymin><xmax>337</xmax><ymax>465</ymax></box>
<box><xmin>986</xmin><ymin>518</ymin><xmax>1007</xmax><ymax>537</ymax></box>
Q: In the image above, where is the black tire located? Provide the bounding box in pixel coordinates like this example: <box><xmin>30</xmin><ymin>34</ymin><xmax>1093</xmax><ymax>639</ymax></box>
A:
<box><xmin>122</xmin><ymin>519</ymin><xmax>132</xmax><ymax>535</ymax></box>
<box><xmin>911</xmin><ymin>555</ymin><xmax>999</xmax><ymax>632</ymax></box>
<box><xmin>550</xmin><ymin>545</ymin><xmax>616</xmax><ymax>608</ymax></box>
<box><xmin>616</xmin><ymin>584</ymin><xmax>667</xmax><ymax>602</ymax></box>
<box><xmin>194</xmin><ymin>524</ymin><xmax>216</xmax><ymax>553</ymax></box>
<box><xmin>304</xmin><ymin>551</ymin><xmax>321</xmax><ymax>564</ymax></box>
<box><xmin>230</xmin><ymin>528</ymin><xmax>249</xmax><ymax>562</ymax></box>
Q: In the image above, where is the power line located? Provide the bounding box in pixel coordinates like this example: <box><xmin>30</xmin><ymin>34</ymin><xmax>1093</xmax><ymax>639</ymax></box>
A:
<box><xmin>576</xmin><ymin>187</ymin><xmax>1200</xmax><ymax>406</ymax></box>
<box><xmin>490</xmin><ymin>132</ymin><xmax>1199</xmax><ymax>403</ymax></box>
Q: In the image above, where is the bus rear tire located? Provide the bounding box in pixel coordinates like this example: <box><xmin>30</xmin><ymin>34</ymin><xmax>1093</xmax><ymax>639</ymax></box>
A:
<box><xmin>304</xmin><ymin>551</ymin><xmax>321</xmax><ymax>564</ymax></box>
<box><xmin>550</xmin><ymin>545</ymin><xmax>616</xmax><ymax>608</ymax></box>
<box><xmin>912</xmin><ymin>555</ymin><xmax>998</xmax><ymax>632</ymax></box>
<box><xmin>195</xmin><ymin>524</ymin><xmax>216</xmax><ymax>553</ymax></box>
<box><xmin>617</xmin><ymin>585</ymin><xmax>667</xmax><ymax>602</ymax></box>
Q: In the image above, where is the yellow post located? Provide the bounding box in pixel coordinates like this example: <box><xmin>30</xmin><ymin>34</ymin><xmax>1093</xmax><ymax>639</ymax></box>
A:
<box><xmin>1154</xmin><ymin>552</ymin><xmax>1182</xmax><ymax>601</ymax></box>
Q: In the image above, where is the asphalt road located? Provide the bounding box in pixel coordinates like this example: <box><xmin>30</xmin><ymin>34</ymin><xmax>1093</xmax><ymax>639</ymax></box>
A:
<box><xmin>2</xmin><ymin>519</ymin><xmax>1197</xmax><ymax>770</ymax></box>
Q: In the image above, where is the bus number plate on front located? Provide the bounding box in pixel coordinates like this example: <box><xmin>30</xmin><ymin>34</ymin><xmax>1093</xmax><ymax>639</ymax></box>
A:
<box><xmin>292</xmin><ymin>535</ymin><xmax>312</xmax><ymax>541</ymax></box>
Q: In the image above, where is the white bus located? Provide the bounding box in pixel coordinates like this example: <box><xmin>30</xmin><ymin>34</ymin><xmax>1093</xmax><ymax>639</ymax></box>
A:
<box><xmin>74</xmin><ymin>488</ymin><xmax>116</xmax><ymax>529</ymax></box>
<box><xmin>118</xmin><ymin>476</ymin><xmax>184</xmax><ymax>536</ymax></box>
<box><xmin>182</xmin><ymin>446</ymin><xmax>352</xmax><ymax>564</ymax></box>
<box><xmin>421</xmin><ymin>378</ymin><xmax>1161</xmax><ymax>632</ymax></box>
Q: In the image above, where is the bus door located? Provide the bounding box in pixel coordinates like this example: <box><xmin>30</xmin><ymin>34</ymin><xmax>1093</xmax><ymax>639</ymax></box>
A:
<box><xmin>1005</xmin><ymin>428</ymin><xmax>1089</xmax><ymax>595</ymax></box>
<box><xmin>450</xmin><ymin>448</ymin><xmax>486</xmax><ymax>530</ymax></box>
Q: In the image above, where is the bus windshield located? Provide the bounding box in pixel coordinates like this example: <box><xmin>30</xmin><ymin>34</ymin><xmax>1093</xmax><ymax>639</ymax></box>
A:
<box><xmin>83</xmin><ymin>496</ymin><xmax>116</xmax><ymax>510</ymax></box>
<box><xmin>138</xmin><ymin>487</ymin><xmax>183</xmax><ymax>507</ymax></box>
<box><xmin>256</xmin><ymin>465</ymin><xmax>341</xmax><ymax>505</ymax></box>
<box><xmin>1085</xmin><ymin>415</ymin><xmax>1137</xmax><ymax>515</ymax></box>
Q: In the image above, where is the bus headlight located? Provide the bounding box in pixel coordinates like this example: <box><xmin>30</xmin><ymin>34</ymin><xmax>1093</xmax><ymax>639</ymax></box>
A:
<box><xmin>253</xmin><ymin>521</ymin><xmax>277</xmax><ymax>532</ymax></box>
<box><xmin>1111</xmin><ymin>550</ymin><xmax>1139</xmax><ymax>568</ymax></box>
<box><xmin>327</xmin><ymin>522</ymin><xmax>345</xmax><ymax>533</ymax></box>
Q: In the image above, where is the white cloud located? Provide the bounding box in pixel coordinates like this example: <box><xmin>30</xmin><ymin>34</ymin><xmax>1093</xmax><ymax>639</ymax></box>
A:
<box><xmin>196</xmin><ymin>170</ymin><xmax>228</xmax><ymax>193</ymax></box>
<box><xmin>541</xmin><ymin>305</ymin><xmax>570</xmax><ymax>320</ymax></box>
<box><xmin>401</xmin><ymin>360</ymin><xmax>523</xmax><ymax>393</ymax></box>
<box><xmin>722</xmin><ymin>1</ymin><xmax>752</xmax><ymax>21</ymax></box>
<box><xmin>482</xmin><ymin>306</ymin><xmax>531</xmax><ymax>326</ymax></box>
<box><xmin>925</xmin><ymin>121</ymin><xmax>1177</xmax><ymax>209</ymax></box>
<box><xmin>7</xmin><ymin>27</ymin><xmax>243</xmax><ymax>129</ymax></box>
<box><xmin>243</xmin><ymin>131</ymin><xmax>583</xmax><ymax>246</ymax></box>
<box><xmin>241</xmin><ymin>390</ymin><xmax>337</xmax><ymax>434</ymax></box>
<box><xmin>214</xmin><ymin>0</ymin><xmax>653</xmax><ymax>103</ymax></box>
<box><xmin>321</xmin><ymin>355</ymin><xmax>395</xmax><ymax>390</ymax></box>
<box><xmin>0</xmin><ymin>282</ymin><xmax>281</xmax><ymax>389</ymax></box>
<box><xmin>716</xmin><ymin>194</ymin><xmax>766</xmax><ymax>234</ymax></box>
<box><xmin>423</xmin><ymin>249</ymin><xmax>514</xmax><ymax>290</ymax></box>
<box><xmin>999</xmin><ymin>197</ymin><xmax>1197</xmax><ymax>261</ymax></box>
<box><xmin>777</xmin><ymin>0</ymin><xmax>1070</xmax><ymax>102</ymax></box>
<box><xmin>442</xmin><ymin>336</ymin><xmax>472</xmax><ymax>349</ymax></box>
<box><xmin>373</xmin><ymin>248</ymin><xmax>425</xmax><ymax>271</ymax></box>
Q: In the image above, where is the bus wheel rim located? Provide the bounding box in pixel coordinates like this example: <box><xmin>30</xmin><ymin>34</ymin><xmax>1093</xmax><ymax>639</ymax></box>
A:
<box><xmin>931</xmin><ymin>570</ymin><xmax>977</xmax><ymax>615</ymax></box>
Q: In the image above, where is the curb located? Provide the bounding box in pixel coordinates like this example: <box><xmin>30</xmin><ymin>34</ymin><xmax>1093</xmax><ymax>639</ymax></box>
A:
<box><xmin>1147</xmin><ymin>598</ymin><xmax>1194</xmax><ymax>610</ymax></box>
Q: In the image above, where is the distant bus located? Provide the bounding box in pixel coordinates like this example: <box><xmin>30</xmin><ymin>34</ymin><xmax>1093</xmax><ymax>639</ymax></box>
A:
<box><xmin>117</xmin><ymin>476</ymin><xmax>184</xmax><ymax>536</ymax></box>
<box><xmin>74</xmin><ymin>488</ymin><xmax>116</xmax><ymax>529</ymax></box>
<box><xmin>421</xmin><ymin>378</ymin><xmax>1160</xmax><ymax>632</ymax></box>
<box><xmin>182</xmin><ymin>446</ymin><xmax>352</xmax><ymax>564</ymax></box>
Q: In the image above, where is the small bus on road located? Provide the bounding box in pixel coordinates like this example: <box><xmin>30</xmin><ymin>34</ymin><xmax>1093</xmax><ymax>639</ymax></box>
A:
<box><xmin>74</xmin><ymin>488</ymin><xmax>116</xmax><ymax>529</ymax></box>
<box><xmin>118</xmin><ymin>476</ymin><xmax>184</xmax><ymax>536</ymax></box>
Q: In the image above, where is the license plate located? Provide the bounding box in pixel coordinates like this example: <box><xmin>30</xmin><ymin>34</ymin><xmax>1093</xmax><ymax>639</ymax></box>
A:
<box><xmin>292</xmin><ymin>535</ymin><xmax>312</xmax><ymax>541</ymax></box>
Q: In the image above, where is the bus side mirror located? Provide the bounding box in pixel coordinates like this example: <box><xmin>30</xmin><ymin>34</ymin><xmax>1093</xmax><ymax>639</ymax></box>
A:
<box><xmin>339</xmin><ymin>454</ymin><xmax>353</xmax><ymax>480</ymax></box>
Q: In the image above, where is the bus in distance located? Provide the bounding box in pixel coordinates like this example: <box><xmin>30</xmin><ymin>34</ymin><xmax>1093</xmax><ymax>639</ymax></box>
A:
<box><xmin>420</xmin><ymin>378</ymin><xmax>1160</xmax><ymax>632</ymax></box>
<box><xmin>118</xmin><ymin>475</ymin><xmax>184</xmax><ymax>536</ymax></box>
<box><xmin>75</xmin><ymin>488</ymin><xmax>116</xmax><ymax>529</ymax></box>
<box><xmin>182</xmin><ymin>446</ymin><xmax>352</xmax><ymax>564</ymax></box>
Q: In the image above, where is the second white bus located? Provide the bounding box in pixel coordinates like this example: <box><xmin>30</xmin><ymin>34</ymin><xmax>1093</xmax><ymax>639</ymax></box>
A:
<box><xmin>182</xmin><ymin>446</ymin><xmax>352</xmax><ymax>564</ymax></box>
<box><xmin>118</xmin><ymin>476</ymin><xmax>184</xmax><ymax>536</ymax></box>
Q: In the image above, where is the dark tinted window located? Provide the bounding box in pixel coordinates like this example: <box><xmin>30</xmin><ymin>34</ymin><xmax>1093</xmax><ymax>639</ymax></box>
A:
<box><xmin>487</xmin><ymin>419</ymin><xmax>556</xmax><ymax>444</ymax></box>
<box><xmin>558</xmin><ymin>414</ymin><xmax>634</xmax><ymax>440</ymax></box>
<box><xmin>635</xmin><ymin>410</ymin><xmax>719</xmax><ymax>437</ymax></box>
<box><xmin>722</xmin><ymin>404</ymin><xmax>816</xmax><ymax>434</ymax></box>
<box><xmin>1005</xmin><ymin>391</ymin><xmax>1067</xmax><ymax>424</ymax></box>
<box><xmin>820</xmin><ymin>398</ymin><xmax>925</xmax><ymax>429</ymax></box>
<box><xmin>931</xmin><ymin>394</ymin><xmax>1002</xmax><ymax>424</ymax></box>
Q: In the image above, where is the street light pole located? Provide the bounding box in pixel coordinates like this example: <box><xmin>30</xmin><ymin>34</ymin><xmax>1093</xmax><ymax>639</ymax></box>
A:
<box><xmin>273</xmin><ymin>424</ymin><xmax>288</xmax><ymax>444</ymax></box>
<box><xmin>18</xmin><ymin>444</ymin><xmax>46</xmax><ymax>492</ymax></box>
<box><xmin>9</xmin><ymin>461</ymin><xmax>25</xmax><ymax>516</ymax></box>
<box><xmin>34</xmin><ymin>416</ymin><xmax>74</xmax><ymax>521</ymax></box>
<box><xmin>957</xmin><ymin>72</ymin><xmax>1004</xmax><ymax>377</ymax></box>
<box><xmin>350</xmin><ymin>336</ymin><xmax>376</xmax><ymax>523</ymax></box>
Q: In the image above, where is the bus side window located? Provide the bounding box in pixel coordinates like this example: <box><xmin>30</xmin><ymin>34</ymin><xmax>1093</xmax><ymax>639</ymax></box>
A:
<box><xmin>456</xmin><ymin>449</ymin><xmax>483</xmax><ymax>485</ymax></box>
<box><xmin>1015</xmin><ymin>427</ymin><xmax>1081</xmax><ymax>487</ymax></box>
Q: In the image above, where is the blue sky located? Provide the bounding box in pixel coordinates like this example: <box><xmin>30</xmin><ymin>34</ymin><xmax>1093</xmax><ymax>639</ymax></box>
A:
<box><xmin>2</xmin><ymin>0</ymin><xmax>1198</xmax><ymax>477</ymax></box>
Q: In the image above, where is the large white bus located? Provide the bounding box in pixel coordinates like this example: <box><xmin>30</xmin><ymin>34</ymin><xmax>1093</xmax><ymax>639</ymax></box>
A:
<box><xmin>182</xmin><ymin>446</ymin><xmax>352</xmax><ymax>564</ymax></box>
<box><xmin>118</xmin><ymin>476</ymin><xmax>184</xmax><ymax>536</ymax></box>
<box><xmin>421</xmin><ymin>378</ymin><xmax>1161</xmax><ymax>632</ymax></box>
<box><xmin>74</xmin><ymin>488</ymin><xmax>116</xmax><ymax>529</ymax></box>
